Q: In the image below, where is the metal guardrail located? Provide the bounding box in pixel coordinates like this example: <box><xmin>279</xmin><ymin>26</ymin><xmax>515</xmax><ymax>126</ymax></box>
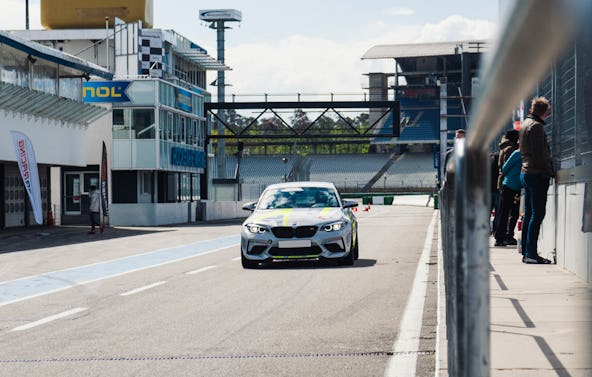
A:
<box><xmin>438</xmin><ymin>1</ymin><xmax>590</xmax><ymax>376</ymax></box>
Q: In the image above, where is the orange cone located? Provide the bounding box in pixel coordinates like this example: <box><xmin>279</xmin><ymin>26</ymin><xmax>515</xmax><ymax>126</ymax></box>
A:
<box><xmin>47</xmin><ymin>208</ymin><xmax>54</xmax><ymax>226</ymax></box>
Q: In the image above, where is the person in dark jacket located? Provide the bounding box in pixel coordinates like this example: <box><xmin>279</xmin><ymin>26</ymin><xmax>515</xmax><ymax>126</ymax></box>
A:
<box><xmin>493</xmin><ymin>129</ymin><xmax>519</xmax><ymax>244</ymax></box>
<box><xmin>519</xmin><ymin>97</ymin><xmax>554</xmax><ymax>264</ymax></box>
<box><xmin>497</xmin><ymin>130</ymin><xmax>519</xmax><ymax>190</ymax></box>
<box><xmin>490</xmin><ymin>151</ymin><xmax>500</xmax><ymax>234</ymax></box>
<box><xmin>494</xmin><ymin>148</ymin><xmax>522</xmax><ymax>246</ymax></box>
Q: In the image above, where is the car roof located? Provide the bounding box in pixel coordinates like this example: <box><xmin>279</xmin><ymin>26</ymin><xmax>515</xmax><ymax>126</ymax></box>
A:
<box><xmin>264</xmin><ymin>181</ymin><xmax>337</xmax><ymax>190</ymax></box>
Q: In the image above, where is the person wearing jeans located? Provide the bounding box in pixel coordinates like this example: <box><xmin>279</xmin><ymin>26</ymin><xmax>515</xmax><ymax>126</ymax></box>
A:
<box><xmin>519</xmin><ymin>97</ymin><xmax>554</xmax><ymax>264</ymax></box>
<box><xmin>520</xmin><ymin>174</ymin><xmax>550</xmax><ymax>260</ymax></box>
<box><xmin>494</xmin><ymin>148</ymin><xmax>521</xmax><ymax>246</ymax></box>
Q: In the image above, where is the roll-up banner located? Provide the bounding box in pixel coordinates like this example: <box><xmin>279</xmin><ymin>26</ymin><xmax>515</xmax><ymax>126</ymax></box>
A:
<box><xmin>100</xmin><ymin>141</ymin><xmax>109</xmax><ymax>217</ymax></box>
<box><xmin>10</xmin><ymin>131</ymin><xmax>43</xmax><ymax>224</ymax></box>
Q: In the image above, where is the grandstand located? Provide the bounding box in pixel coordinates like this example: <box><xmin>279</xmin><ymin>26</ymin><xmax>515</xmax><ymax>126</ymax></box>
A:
<box><xmin>372</xmin><ymin>93</ymin><xmax>464</xmax><ymax>145</ymax></box>
<box><xmin>383</xmin><ymin>152</ymin><xmax>436</xmax><ymax>189</ymax></box>
<box><xmin>307</xmin><ymin>154</ymin><xmax>391</xmax><ymax>190</ymax></box>
<box><xmin>233</xmin><ymin>151</ymin><xmax>435</xmax><ymax>199</ymax></box>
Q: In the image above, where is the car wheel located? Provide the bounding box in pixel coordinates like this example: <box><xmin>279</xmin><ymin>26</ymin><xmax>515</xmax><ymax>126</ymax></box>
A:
<box><xmin>241</xmin><ymin>251</ymin><xmax>259</xmax><ymax>269</ymax></box>
<box><xmin>339</xmin><ymin>239</ymin><xmax>355</xmax><ymax>266</ymax></box>
<box><xmin>353</xmin><ymin>232</ymin><xmax>359</xmax><ymax>260</ymax></box>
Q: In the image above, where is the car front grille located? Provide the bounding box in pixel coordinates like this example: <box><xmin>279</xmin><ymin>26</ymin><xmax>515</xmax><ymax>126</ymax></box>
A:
<box><xmin>269</xmin><ymin>246</ymin><xmax>322</xmax><ymax>257</ymax></box>
<box><xmin>271</xmin><ymin>226</ymin><xmax>318</xmax><ymax>238</ymax></box>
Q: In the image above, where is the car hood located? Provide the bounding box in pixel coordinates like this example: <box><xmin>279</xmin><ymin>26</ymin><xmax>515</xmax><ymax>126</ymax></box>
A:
<box><xmin>245</xmin><ymin>207</ymin><xmax>345</xmax><ymax>227</ymax></box>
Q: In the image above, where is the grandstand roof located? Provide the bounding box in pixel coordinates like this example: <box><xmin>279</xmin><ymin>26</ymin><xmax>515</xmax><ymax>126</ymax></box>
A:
<box><xmin>361</xmin><ymin>40</ymin><xmax>488</xmax><ymax>60</ymax></box>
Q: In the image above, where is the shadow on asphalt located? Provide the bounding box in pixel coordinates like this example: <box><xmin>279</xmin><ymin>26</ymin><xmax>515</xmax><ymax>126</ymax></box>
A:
<box><xmin>254</xmin><ymin>258</ymin><xmax>377</xmax><ymax>270</ymax></box>
<box><xmin>0</xmin><ymin>226</ymin><xmax>171</xmax><ymax>254</ymax></box>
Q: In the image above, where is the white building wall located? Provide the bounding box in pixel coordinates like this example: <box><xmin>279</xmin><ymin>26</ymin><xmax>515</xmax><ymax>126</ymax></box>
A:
<box><xmin>50</xmin><ymin>166</ymin><xmax>61</xmax><ymax>225</ymax></box>
<box><xmin>110</xmin><ymin>202</ymin><xmax>195</xmax><ymax>226</ymax></box>
<box><xmin>0</xmin><ymin>111</ymin><xmax>87</xmax><ymax>166</ymax></box>
<box><xmin>540</xmin><ymin>182</ymin><xmax>592</xmax><ymax>283</ymax></box>
<box><xmin>84</xmin><ymin>108</ymin><xmax>111</xmax><ymax>165</ymax></box>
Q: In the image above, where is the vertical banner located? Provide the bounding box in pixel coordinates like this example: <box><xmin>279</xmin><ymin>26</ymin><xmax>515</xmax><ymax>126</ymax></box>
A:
<box><xmin>10</xmin><ymin>131</ymin><xmax>43</xmax><ymax>224</ymax></box>
<box><xmin>100</xmin><ymin>141</ymin><xmax>109</xmax><ymax>217</ymax></box>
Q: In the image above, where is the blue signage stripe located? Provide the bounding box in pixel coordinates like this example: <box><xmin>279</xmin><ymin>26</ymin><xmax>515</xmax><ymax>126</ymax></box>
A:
<box><xmin>0</xmin><ymin>235</ymin><xmax>239</xmax><ymax>306</ymax></box>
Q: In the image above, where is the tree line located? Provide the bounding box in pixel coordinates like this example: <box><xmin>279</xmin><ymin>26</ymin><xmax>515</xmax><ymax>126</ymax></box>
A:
<box><xmin>211</xmin><ymin>109</ymin><xmax>373</xmax><ymax>156</ymax></box>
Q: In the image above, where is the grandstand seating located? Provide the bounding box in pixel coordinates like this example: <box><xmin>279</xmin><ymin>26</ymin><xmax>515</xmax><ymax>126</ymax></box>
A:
<box><xmin>305</xmin><ymin>154</ymin><xmax>390</xmax><ymax>190</ymax></box>
<box><xmin>372</xmin><ymin>96</ymin><xmax>464</xmax><ymax>144</ymax></box>
<box><xmin>238</xmin><ymin>155</ymin><xmax>295</xmax><ymax>185</ymax></box>
<box><xmin>382</xmin><ymin>152</ymin><xmax>436</xmax><ymax>189</ymax></box>
<box><xmin>233</xmin><ymin>151</ymin><xmax>436</xmax><ymax>198</ymax></box>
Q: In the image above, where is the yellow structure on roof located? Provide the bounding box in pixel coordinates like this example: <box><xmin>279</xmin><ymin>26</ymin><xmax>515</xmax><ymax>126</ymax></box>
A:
<box><xmin>41</xmin><ymin>0</ymin><xmax>153</xmax><ymax>29</ymax></box>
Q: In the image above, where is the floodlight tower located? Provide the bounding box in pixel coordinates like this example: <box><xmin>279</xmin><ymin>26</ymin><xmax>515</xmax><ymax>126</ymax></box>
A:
<box><xmin>199</xmin><ymin>9</ymin><xmax>241</xmax><ymax>178</ymax></box>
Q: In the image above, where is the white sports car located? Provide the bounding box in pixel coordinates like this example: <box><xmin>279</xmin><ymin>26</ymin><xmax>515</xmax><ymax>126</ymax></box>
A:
<box><xmin>240</xmin><ymin>181</ymin><xmax>359</xmax><ymax>268</ymax></box>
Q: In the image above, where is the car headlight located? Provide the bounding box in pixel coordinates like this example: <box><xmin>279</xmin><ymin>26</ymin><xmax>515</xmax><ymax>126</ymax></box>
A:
<box><xmin>323</xmin><ymin>221</ymin><xmax>345</xmax><ymax>232</ymax></box>
<box><xmin>245</xmin><ymin>224</ymin><xmax>268</xmax><ymax>234</ymax></box>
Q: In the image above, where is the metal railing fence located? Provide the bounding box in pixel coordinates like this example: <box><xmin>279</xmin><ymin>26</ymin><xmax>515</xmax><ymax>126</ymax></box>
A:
<box><xmin>438</xmin><ymin>1</ymin><xmax>590</xmax><ymax>376</ymax></box>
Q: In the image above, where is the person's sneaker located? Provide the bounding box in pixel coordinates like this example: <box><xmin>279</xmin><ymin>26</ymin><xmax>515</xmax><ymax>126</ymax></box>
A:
<box><xmin>88</xmin><ymin>230</ymin><xmax>96</xmax><ymax>235</ymax></box>
<box><xmin>523</xmin><ymin>255</ymin><xmax>551</xmax><ymax>264</ymax></box>
<box><xmin>494</xmin><ymin>240</ymin><xmax>506</xmax><ymax>247</ymax></box>
<box><xmin>504</xmin><ymin>238</ymin><xmax>518</xmax><ymax>246</ymax></box>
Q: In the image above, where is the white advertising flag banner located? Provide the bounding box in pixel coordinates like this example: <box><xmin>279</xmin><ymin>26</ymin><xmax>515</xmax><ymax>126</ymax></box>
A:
<box><xmin>10</xmin><ymin>131</ymin><xmax>43</xmax><ymax>224</ymax></box>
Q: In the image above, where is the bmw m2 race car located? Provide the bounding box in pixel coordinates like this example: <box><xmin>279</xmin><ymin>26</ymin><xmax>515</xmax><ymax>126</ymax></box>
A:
<box><xmin>240</xmin><ymin>181</ymin><xmax>358</xmax><ymax>268</ymax></box>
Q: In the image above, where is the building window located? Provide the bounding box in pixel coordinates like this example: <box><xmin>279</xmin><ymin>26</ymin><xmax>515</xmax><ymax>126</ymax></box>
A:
<box><xmin>192</xmin><ymin>174</ymin><xmax>200</xmax><ymax>201</ymax></box>
<box><xmin>181</xmin><ymin>173</ymin><xmax>190</xmax><ymax>201</ymax></box>
<box><xmin>112</xmin><ymin>108</ymin><xmax>130</xmax><ymax>139</ymax></box>
<box><xmin>166</xmin><ymin>172</ymin><xmax>179</xmax><ymax>202</ymax></box>
<box><xmin>133</xmin><ymin>108</ymin><xmax>155</xmax><ymax>139</ymax></box>
<box><xmin>141</xmin><ymin>171</ymin><xmax>152</xmax><ymax>195</ymax></box>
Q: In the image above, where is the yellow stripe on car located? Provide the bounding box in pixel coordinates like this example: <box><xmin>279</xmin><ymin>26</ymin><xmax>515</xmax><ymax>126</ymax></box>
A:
<box><xmin>252</xmin><ymin>208</ymin><xmax>293</xmax><ymax>223</ymax></box>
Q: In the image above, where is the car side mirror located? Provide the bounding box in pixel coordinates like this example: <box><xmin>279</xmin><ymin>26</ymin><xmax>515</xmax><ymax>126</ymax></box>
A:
<box><xmin>342</xmin><ymin>200</ymin><xmax>358</xmax><ymax>209</ymax></box>
<box><xmin>242</xmin><ymin>202</ymin><xmax>257</xmax><ymax>211</ymax></box>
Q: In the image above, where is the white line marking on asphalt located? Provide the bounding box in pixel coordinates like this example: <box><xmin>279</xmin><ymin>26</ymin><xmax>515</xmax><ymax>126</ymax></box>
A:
<box><xmin>11</xmin><ymin>307</ymin><xmax>87</xmax><ymax>332</ymax></box>
<box><xmin>0</xmin><ymin>240</ymin><xmax>239</xmax><ymax>308</ymax></box>
<box><xmin>435</xmin><ymin>215</ymin><xmax>443</xmax><ymax>377</ymax></box>
<box><xmin>385</xmin><ymin>211</ymin><xmax>437</xmax><ymax>377</ymax></box>
<box><xmin>120</xmin><ymin>281</ymin><xmax>167</xmax><ymax>296</ymax></box>
<box><xmin>231</xmin><ymin>257</ymin><xmax>241</xmax><ymax>261</ymax></box>
<box><xmin>186</xmin><ymin>265</ymin><xmax>217</xmax><ymax>275</ymax></box>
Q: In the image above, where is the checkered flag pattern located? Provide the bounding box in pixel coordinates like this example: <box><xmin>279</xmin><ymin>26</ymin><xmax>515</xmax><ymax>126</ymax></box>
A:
<box><xmin>140</xmin><ymin>30</ymin><xmax>163</xmax><ymax>77</ymax></box>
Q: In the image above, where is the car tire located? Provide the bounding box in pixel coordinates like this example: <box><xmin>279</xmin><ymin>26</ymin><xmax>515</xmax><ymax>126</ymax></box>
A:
<box><xmin>241</xmin><ymin>251</ymin><xmax>259</xmax><ymax>269</ymax></box>
<box><xmin>352</xmin><ymin>232</ymin><xmax>359</xmax><ymax>260</ymax></box>
<box><xmin>339</xmin><ymin>238</ymin><xmax>355</xmax><ymax>266</ymax></box>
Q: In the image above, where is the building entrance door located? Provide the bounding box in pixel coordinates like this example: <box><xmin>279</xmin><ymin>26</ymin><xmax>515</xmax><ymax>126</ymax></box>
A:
<box><xmin>64</xmin><ymin>172</ymin><xmax>99</xmax><ymax>216</ymax></box>
<box><xmin>64</xmin><ymin>173</ymin><xmax>82</xmax><ymax>215</ymax></box>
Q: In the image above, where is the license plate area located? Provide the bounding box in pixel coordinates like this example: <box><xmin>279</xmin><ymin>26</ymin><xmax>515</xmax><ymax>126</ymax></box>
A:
<box><xmin>278</xmin><ymin>240</ymin><xmax>311</xmax><ymax>248</ymax></box>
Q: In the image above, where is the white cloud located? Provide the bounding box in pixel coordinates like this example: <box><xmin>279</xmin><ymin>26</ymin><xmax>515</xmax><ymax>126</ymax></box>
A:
<box><xmin>416</xmin><ymin>15</ymin><xmax>497</xmax><ymax>42</ymax></box>
<box><xmin>223</xmin><ymin>35</ymin><xmax>372</xmax><ymax>98</ymax></box>
<box><xmin>386</xmin><ymin>7</ymin><xmax>415</xmax><ymax>16</ymax></box>
<box><xmin>215</xmin><ymin>15</ymin><xmax>497</xmax><ymax>98</ymax></box>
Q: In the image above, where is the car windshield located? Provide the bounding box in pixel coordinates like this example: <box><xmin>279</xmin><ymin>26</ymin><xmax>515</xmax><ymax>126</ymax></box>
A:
<box><xmin>257</xmin><ymin>187</ymin><xmax>339</xmax><ymax>209</ymax></box>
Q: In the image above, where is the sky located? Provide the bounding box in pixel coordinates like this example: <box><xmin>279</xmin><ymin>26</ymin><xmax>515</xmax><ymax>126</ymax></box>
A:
<box><xmin>1</xmin><ymin>1</ymin><xmax>500</xmax><ymax>100</ymax></box>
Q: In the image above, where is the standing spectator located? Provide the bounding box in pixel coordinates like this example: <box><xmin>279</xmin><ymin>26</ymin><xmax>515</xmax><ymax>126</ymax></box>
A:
<box><xmin>88</xmin><ymin>185</ymin><xmax>100</xmax><ymax>234</ymax></box>
<box><xmin>519</xmin><ymin>97</ymin><xmax>554</xmax><ymax>264</ymax></box>
<box><xmin>497</xmin><ymin>130</ymin><xmax>520</xmax><ymax>190</ymax></box>
<box><xmin>490</xmin><ymin>151</ymin><xmax>500</xmax><ymax>234</ymax></box>
<box><xmin>493</xmin><ymin>129</ymin><xmax>519</xmax><ymax>238</ymax></box>
<box><xmin>494</xmin><ymin>148</ymin><xmax>522</xmax><ymax>246</ymax></box>
<box><xmin>444</xmin><ymin>129</ymin><xmax>466</xmax><ymax>168</ymax></box>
